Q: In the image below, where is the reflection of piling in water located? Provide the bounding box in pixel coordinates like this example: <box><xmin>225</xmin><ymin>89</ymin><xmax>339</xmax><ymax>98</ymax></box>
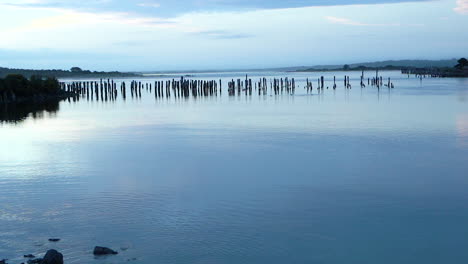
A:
<box><xmin>360</xmin><ymin>71</ymin><xmax>365</xmax><ymax>88</ymax></box>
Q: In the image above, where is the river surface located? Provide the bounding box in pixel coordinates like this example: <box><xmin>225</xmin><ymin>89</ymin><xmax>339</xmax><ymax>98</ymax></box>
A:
<box><xmin>1</xmin><ymin>71</ymin><xmax>468</xmax><ymax>264</ymax></box>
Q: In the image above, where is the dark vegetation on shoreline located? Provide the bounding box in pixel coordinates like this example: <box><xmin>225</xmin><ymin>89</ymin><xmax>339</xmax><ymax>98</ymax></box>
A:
<box><xmin>402</xmin><ymin>67</ymin><xmax>468</xmax><ymax>77</ymax></box>
<box><xmin>0</xmin><ymin>74</ymin><xmax>72</xmax><ymax>104</ymax></box>
<box><xmin>401</xmin><ymin>58</ymin><xmax>468</xmax><ymax>77</ymax></box>
<box><xmin>0</xmin><ymin>66</ymin><xmax>140</xmax><ymax>79</ymax></box>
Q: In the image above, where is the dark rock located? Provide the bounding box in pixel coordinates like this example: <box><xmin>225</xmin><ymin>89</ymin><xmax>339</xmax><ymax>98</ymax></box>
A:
<box><xmin>48</xmin><ymin>239</ymin><xmax>60</xmax><ymax>242</ymax></box>
<box><xmin>0</xmin><ymin>259</ymin><xmax>7</xmax><ymax>264</ymax></box>
<box><xmin>27</xmin><ymin>259</ymin><xmax>42</xmax><ymax>264</ymax></box>
<box><xmin>93</xmin><ymin>246</ymin><xmax>118</xmax><ymax>255</ymax></box>
<box><xmin>24</xmin><ymin>254</ymin><xmax>35</xmax><ymax>258</ymax></box>
<box><xmin>42</xmin><ymin>249</ymin><xmax>63</xmax><ymax>264</ymax></box>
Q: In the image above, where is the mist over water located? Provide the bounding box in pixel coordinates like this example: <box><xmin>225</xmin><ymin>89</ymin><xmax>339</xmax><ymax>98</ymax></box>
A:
<box><xmin>1</xmin><ymin>71</ymin><xmax>468</xmax><ymax>264</ymax></box>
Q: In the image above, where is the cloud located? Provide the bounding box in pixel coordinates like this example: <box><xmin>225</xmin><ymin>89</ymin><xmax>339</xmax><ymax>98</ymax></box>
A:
<box><xmin>0</xmin><ymin>0</ymin><xmax>462</xmax><ymax>71</ymax></box>
<box><xmin>0</xmin><ymin>0</ymin><xmax>110</xmax><ymax>8</ymax></box>
<box><xmin>193</xmin><ymin>30</ymin><xmax>254</xmax><ymax>39</ymax></box>
<box><xmin>455</xmin><ymin>0</ymin><xmax>468</xmax><ymax>14</ymax></box>
<box><xmin>325</xmin><ymin>16</ymin><xmax>369</xmax><ymax>26</ymax></box>
<box><xmin>138</xmin><ymin>2</ymin><xmax>161</xmax><ymax>8</ymax></box>
<box><xmin>4</xmin><ymin>6</ymin><xmax>178</xmax><ymax>32</ymax></box>
<box><xmin>325</xmin><ymin>16</ymin><xmax>424</xmax><ymax>26</ymax></box>
<box><xmin>3</xmin><ymin>0</ymin><xmax>45</xmax><ymax>4</ymax></box>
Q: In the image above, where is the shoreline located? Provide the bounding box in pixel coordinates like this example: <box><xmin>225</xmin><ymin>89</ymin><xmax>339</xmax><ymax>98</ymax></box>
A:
<box><xmin>401</xmin><ymin>68</ymin><xmax>468</xmax><ymax>78</ymax></box>
<box><xmin>297</xmin><ymin>68</ymin><xmax>468</xmax><ymax>77</ymax></box>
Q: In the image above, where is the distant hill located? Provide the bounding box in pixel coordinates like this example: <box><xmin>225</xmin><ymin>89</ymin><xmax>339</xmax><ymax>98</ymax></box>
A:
<box><xmin>0</xmin><ymin>66</ymin><xmax>140</xmax><ymax>79</ymax></box>
<box><xmin>290</xmin><ymin>59</ymin><xmax>459</xmax><ymax>72</ymax></box>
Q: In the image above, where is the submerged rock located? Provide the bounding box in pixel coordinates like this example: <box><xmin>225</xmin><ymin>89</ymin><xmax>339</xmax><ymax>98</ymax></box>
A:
<box><xmin>93</xmin><ymin>246</ymin><xmax>118</xmax><ymax>255</ymax></box>
<box><xmin>24</xmin><ymin>254</ymin><xmax>35</xmax><ymax>258</ymax></box>
<box><xmin>26</xmin><ymin>259</ymin><xmax>42</xmax><ymax>264</ymax></box>
<box><xmin>42</xmin><ymin>249</ymin><xmax>63</xmax><ymax>264</ymax></box>
<box><xmin>48</xmin><ymin>239</ymin><xmax>60</xmax><ymax>242</ymax></box>
<box><xmin>0</xmin><ymin>259</ymin><xmax>7</xmax><ymax>264</ymax></box>
<box><xmin>120</xmin><ymin>246</ymin><xmax>129</xmax><ymax>251</ymax></box>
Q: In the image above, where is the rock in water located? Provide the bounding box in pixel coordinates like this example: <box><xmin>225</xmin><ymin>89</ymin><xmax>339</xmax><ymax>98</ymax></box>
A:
<box><xmin>24</xmin><ymin>254</ymin><xmax>35</xmax><ymax>258</ymax></box>
<box><xmin>93</xmin><ymin>246</ymin><xmax>118</xmax><ymax>255</ymax></box>
<box><xmin>0</xmin><ymin>259</ymin><xmax>7</xmax><ymax>264</ymax></box>
<box><xmin>48</xmin><ymin>239</ymin><xmax>60</xmax><ymax>242</ymax></box>
<box><xmin>27</xmin><ymin>259</ymin><xmax>42</xmax><ymax>264</ymax></box>
<box><xmin>42</xmin><ymin>249</ymin><xmax>63</xmax><ymax>264</ymax></box>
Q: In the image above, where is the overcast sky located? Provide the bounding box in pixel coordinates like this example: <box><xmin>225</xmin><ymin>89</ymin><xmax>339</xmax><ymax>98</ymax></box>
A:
<box><xmin>0</xmin><ymin>0</ymin><xmax>467</xmax><ymax>71</ymax></box>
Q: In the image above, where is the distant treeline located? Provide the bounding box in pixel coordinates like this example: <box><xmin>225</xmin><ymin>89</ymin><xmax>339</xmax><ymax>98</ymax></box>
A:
<box><xmin>298</xmin><ymin>58</ymin><xmax>468</xmax><ymax>77</ymax></box>
<box><xmin>401</xmin><ymin>58</ymin><xmax>468</xmax><ymax>77</ymax></box>
<box><xmin>289</xmin><ymin>59</ymin><xmax>459</xmax><ymax>72</ymax></box>
<box><xmin>0</xmin><ymin>66</ymin><xmax>140</xmax><ymax>79</ymax></box>
<box><xmin>298</xmin><ymin>64</ymin><xmax>404</xmax><ymax>72</ymax></box>
<box><xmin>0</xmin><ymin>74</ymin><xmax>68</xmax><ymax>104</ymax></box>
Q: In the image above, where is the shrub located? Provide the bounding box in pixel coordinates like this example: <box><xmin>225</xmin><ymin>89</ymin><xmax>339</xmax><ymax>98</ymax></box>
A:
<box><xmin>0</xmin><ymin>74</ymin><xmax>61</xmax><ymax>97</ymax></box>
<box><xmin>455</xmin><ymin>58</ymin><xmax>468</xmax><ymax>69</ymax></box>
<box><xmin>0</xmin><ymin>78</ymin><xmax>5</xmax><ymax>94</ymax></box>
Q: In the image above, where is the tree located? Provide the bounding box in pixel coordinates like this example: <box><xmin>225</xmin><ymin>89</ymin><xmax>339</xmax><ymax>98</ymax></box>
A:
<box><xmin>70</xmin><ymin>67</ymin><xmax>83</xmax><ymax>73</ymax></box>
<box><xmin>30</xmin><ymin>75</ymin><xmax>44</xmax><ymax>92</ymax></box>
<box><xmin>0</xmin><ymin>78</ymin><xmax>5</xmax><ymax>93</ymax></box>
<box><xmin>455</xmin><ymin>58</ymin><xmax>468</xmax><ymax>69</ymax></box>
<box><xmin>0</xmin><ymin>74</ymin><xmax>61</xmax><ymax>98</ymax></box>
<box><xmin>30</xmin><ymin>75</ymin><xmax>59</xmax><ymax>94</ymax></box>
<box><xmin>43</xmin><ymin>77</ymin><xmax>60</xmax><ymax>94</ymax></box>
<box><xmin>4</xmin><ymin>74</ymin><xmax>30</xmax><ymax>96</ymax></box>
<box><xmin>343</xmin><ymin>64</ymin><xmax>350</xmax><ymax>70</ymax></box>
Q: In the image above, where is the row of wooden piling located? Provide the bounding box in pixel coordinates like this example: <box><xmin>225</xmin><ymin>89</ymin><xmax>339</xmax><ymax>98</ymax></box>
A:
<box><xmin>61</xmin><ymin>73</ymin><xmax>394</xmax><ymax>101</ymax></box>
<box><xmin>227</xmin><ymin>76</ymin><xmax>297</xmax><ymax>96</ymax></box>
<box><xmin>304</xmin><ymin>73</ymin><xmax>394</xmax><ymax>92</ymax></box>
<box><xmin>61</xmin><ymin>77</ymin><xmax>223</xmax><ymax>101</ymax></box>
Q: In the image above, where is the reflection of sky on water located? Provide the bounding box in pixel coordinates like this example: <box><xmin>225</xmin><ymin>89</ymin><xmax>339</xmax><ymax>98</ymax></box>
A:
<box><xmin>0</xmin><ymin>71</ymin><xmax>468</xmax><ymax>264</ymax></box>
<box><xmin>1</xmin><ymin>71</ymin><xmax>466</xmax><ymax>180</ymax></box>
<box><xmin>457</xmin><ymin>114</ymin><xmax>468</xmax><ymax>148</ymax></box>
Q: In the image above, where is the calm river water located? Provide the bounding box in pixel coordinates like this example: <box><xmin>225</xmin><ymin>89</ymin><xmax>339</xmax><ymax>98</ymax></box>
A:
<box><xmin>1</xmin><ymin>71</ymin><xmax>468</xmax><ymax>264</ymax></box>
